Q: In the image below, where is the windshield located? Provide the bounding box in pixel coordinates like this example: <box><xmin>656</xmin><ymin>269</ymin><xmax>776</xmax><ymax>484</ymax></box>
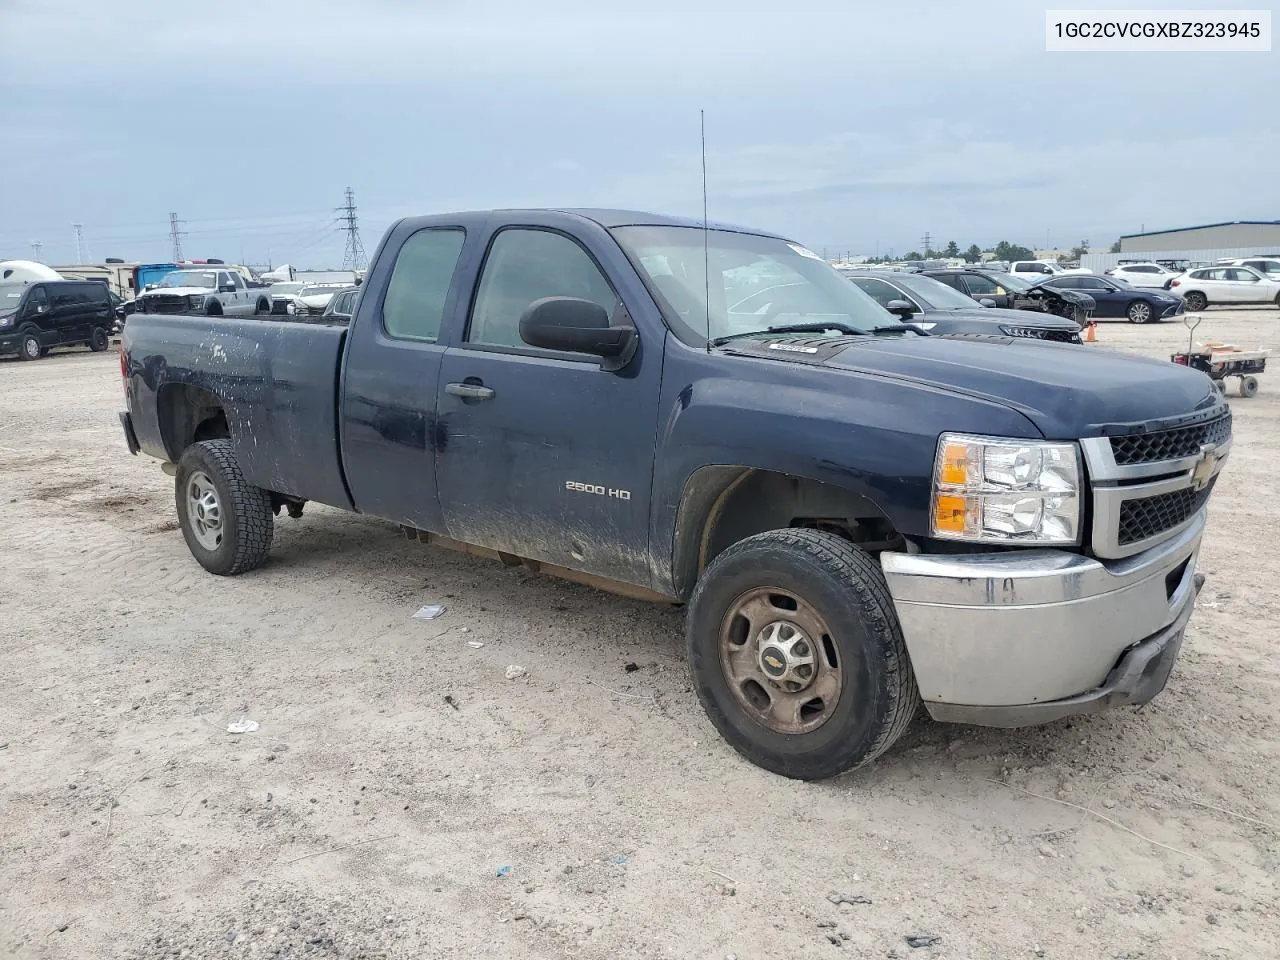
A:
<box><xmin>158</xmin><ymin>270</ymin><xmax>216</xmax><ymax>289</ymax></box>
<box><xmin>0</xmin><ymin>283</ymin><xmax>26</xmax><ymax>312</ymax></box>
<box><xmin>270</xmin><ymin>282</ymin><xmax>303</xmax><ymax>295</ymax></box>
<box><xmin>994</xmin><ymin>273</ymin><xmax>1033</xmax><ymax>291</ymax></box>
<box><xmin>613</xmin><ymin>226</ymin><xmax>891</xmax><ymax>341</ymax></box>
<box><xmin>889</xmin><ymin>273</ymin><xmax>983</xmax><ymax>310</ymax></box>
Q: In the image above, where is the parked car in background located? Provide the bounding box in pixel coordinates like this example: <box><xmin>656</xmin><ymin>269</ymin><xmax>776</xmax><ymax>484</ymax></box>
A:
<box><xmin>1221</xmin><ymin>258</ymin><xmax>1280</xmax><ymax>282</ymax></box>
<box><xmin>1009</xmin><ymin>260</ymin><xmax>1091</xmax><ymax>278</ymax></box>
<box><xmin>293</xmin><ymin>283</ymin><xmax>350</xmax><ymax>317</ymax></box>
<box><xmin>1032</xmin><ymin>275</ymin><xmax>1184</xmax><ymax>324</ymax></box>
<box><xmin>1169</xmin><ymin>265</ymin><xmax>1280</xmax><ymax>311</ymax></box>
<box><xmin>845</xmin><ymin>271</ymin><xmax>1082</xmax><ymax>342</ymax></box>
<box><xmin>318</xmin><ymin>286</ymin><xmax>359</xmax><ymax>323</ymax></box>
<box><xmin>269</xmin><ymin>281</ymin><xmax>306</xmax><ymax>315</ymax></box>
<box><xmin>0</xmin><ymin>280</ymin><xmax>116</xmax><ymax>359</ymax></box>
<box><xmin>924</xmin><ymin>268</ymin><xmax>1096</xmax><ymax>320</ymax></box>
<box><xmin>1106</xmin><ymin>262</ymin><xmax>1182</xmax><ymax>288</ymax></box>
<box><xmin>134</xmin><ymin>269</ymin><xmax>271</xmax><ymax>317</ymax></box>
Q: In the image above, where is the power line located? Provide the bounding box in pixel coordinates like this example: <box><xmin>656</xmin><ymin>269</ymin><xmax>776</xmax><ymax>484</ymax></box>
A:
<box><xmin>338</xmin><ymin>187</ymin><xmax>367</xmax><ymax>272</ymax></box>
<box><xmin>169</xmin><ymin>212</ymin><xmax>187</xmax><ymax>261</ymax></box>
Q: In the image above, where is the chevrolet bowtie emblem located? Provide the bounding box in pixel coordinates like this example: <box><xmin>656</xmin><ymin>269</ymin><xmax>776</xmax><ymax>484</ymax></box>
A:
<box><xmin>1191</xmin><ymin>447</ymin><xmax>1218</xmax><ymax>491</ymax></box>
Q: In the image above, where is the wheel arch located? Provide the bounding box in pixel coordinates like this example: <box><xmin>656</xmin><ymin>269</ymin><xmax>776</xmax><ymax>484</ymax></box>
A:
<box><xmin>157</xmin><ymin>383</ymin><xmax>230</xmax><ymax>462</ymax></box>
<box><xmin>669</xmin><ymin>466</ymin><xmax>902</xmax><ymax>601</ymax></box>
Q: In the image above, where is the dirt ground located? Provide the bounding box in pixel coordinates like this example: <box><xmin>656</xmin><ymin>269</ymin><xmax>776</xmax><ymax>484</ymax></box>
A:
<box><xmin>2</xmin><ymin>308</ymin><xmax>1278</xmax><ymax>960</ymax></box>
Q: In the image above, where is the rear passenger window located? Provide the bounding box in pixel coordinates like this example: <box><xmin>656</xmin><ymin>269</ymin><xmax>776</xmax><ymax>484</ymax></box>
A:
<box><xmin>468</xmin><ymin>228</ymin><xmax>618</xmax><ymax>350</ymax></box>
<box><xmin>382</xmin><ymin>229</ymin><xmax>466</xmax><ymax>342</ymax></box>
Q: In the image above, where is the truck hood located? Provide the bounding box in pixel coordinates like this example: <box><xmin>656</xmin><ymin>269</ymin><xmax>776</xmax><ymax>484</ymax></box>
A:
<box><xmin>726</xmin><ymin>335</ymin><xmax>1221</xmax><ymax>439</ymax></box>
<box><xmin>140</xmin><ymin>287</ymin><xmax>210</xmax><ymax>298</ymax></box>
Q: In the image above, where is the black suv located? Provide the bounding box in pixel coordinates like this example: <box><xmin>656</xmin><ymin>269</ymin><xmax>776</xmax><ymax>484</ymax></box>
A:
<box><xmin>0</xmin><ymin>280</ymin><xmax>116</xmax><ymax>360</ymax></box>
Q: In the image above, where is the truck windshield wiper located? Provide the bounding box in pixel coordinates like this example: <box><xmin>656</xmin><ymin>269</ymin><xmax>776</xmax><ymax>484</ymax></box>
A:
<box><xmin>711</xmin><ymin>321</ymin><xmax>869</xmax><ymax>346</ymax></box>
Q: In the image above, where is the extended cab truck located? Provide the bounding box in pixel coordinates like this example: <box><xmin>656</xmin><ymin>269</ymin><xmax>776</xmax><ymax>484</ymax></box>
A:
<box><xmin>119</xmin><ymin>209</ymin><xmax>1231</xmax><ymax>780</ymax></box>
<box><xmin>134</xmin><ymin>268</ymin><xmax>271</xmax><ymax>317</ymax></box>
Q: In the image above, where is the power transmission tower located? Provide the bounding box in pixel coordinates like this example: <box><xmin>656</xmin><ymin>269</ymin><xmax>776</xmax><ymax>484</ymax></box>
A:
<box><xmin>31</xmin><ymin>240</ymin><xmax>43</xmax><ymax>261</ymax></box>
<box><xmin>921</xmin><ymin>232</ymin><xmax>932</xmax><ymax>257</ymax></box>
<box><xmin>169</xmin><ymin>212</ymin><xmax>187</xmax><ymax>261</ymax></box>
<box><xmin>338</xmin><ymin>187</ymin><xmax>367</xmax><ymax>272</ymax></box>
<box><xmin>73</xmin><ymin>224</ymin><xmax>85</xmax><ymax>262</ymax></box>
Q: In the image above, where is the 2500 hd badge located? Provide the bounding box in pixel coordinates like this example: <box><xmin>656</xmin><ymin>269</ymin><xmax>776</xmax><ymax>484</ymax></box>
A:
<box><xmin>566</xmin><ymin>480</ymin><xmax>632</xmax><ymax>500</ymax></box>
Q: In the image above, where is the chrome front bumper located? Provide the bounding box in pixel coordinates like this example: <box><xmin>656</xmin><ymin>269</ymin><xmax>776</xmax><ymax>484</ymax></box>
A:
<box><xmin>880</xmin><ymin>513</ymin><xmax>1205</xmax><ymax>726</ymax></box>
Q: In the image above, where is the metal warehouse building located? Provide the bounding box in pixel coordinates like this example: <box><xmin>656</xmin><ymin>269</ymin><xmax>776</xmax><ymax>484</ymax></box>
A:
<box><xmin>1081</xmin><ymin>220</ymin><xmax>1280</xmax><ymax>273</ymax></box>
<box><xmin>1118</xmin><ymin>221</ymin><xmax>1280</xmax><ymax>252</ymax></box>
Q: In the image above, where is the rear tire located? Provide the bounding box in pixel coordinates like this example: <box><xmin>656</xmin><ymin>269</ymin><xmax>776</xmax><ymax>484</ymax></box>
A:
<box><xmin>1184</xmin><ymin>292</ymin><xmax>1208</xmax><ymax>312</ymax></box>
<box><xmin>686</xmin><ymin>528</ymin><xmax>918</xmax><ymax>780</ymax></box>
<box><xmin>18</xmin><ymin>329</ymin><xmax>42</xmax><ymax>361</ymax></box>
<box><xmin>1239</xmin><ymin>376</ymin><xmax>1259</xmax><ymax>398</ymax></box>
<box><xmin>89</xmin><ymin>327</ymin><xmax>109</xmax><ymax>352</ymax></box>
<box><xmin>255</xmin><ymin>298</ymin><xmax>270</xmax><ymax>315</ymax></box>
<box><xmin>175</xmin><ymin>439</ymin><xmax>274</xmax><ymax>576</ymax></box>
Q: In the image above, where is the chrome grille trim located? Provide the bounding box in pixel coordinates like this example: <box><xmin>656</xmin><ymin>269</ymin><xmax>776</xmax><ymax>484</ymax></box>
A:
<box><xmin>1081</xmin><ymin>429</ymin><xmax>1231</xmax><ymax>560</ymax></box>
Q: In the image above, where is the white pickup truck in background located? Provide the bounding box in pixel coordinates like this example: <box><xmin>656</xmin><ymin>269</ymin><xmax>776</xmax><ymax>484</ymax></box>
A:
<box><xmin>134</xmin><ymin>268</ymin><xmax>271</xmax><ymax>316</ymax></box>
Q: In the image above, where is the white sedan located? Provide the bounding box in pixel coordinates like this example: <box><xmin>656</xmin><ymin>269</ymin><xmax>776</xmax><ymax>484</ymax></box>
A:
<box><xmin>1106</xmin><ymin>263</ymin><xmax>1181</xmax><ymax>288</ymax></box>
<box><xmin>1169</xmin><ymin>265</ymin><xmax>1280</xmax><ymax>311</ymax></box>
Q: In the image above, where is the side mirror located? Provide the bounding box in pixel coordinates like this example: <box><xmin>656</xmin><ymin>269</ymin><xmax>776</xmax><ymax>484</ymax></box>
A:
<box><xmin>519</xmin><ymin>297</ymin><xmax>637</xmax><ymax>370</ymax></box>
<box><xmin>219</xmin><ymin>283</ymin><xmax>236</xmax><ymax>293</ymax></box>
<box><xmin>978</xmin><ymin>298</ymin><xmax>996</xmax><ymax>307</ymax></box>
<box><xmin>34</xmin><ymin>303</ymin><xmax>49</xmax><ymax>315</ymax></box>
<box><xmin>885</xmin><ymin>299</ymin><xmax>917</xmax><ymax>318</ymax></box>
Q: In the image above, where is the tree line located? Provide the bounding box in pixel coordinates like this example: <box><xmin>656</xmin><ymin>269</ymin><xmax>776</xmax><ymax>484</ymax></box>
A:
<box><xmin>860</xmin><ymin>238</ymin><xmax>1119</xmax><ymax>265</ymax></box>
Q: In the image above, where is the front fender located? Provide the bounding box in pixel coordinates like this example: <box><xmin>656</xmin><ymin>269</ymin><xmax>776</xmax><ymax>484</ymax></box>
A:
<box><xmin>648</xmin><ymin>344</ymin><xmax>1042</xmax><ymax>597</ymax></box>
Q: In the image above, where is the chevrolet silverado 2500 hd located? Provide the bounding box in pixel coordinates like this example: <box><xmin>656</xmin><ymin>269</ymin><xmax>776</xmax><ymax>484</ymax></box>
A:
<box><xmin>118</xmin><ymin>209</ymin><xmax>1230</xmax><ymax>780</ymax></box>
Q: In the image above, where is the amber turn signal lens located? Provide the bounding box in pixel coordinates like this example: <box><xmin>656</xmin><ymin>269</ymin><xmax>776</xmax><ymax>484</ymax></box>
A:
<box><xmin>934</xmin><ymin>494</ymin><xmax>969</xmax><ymax>533</ymax></box>
<box><xmin>938</xmin><ymin>442</ymin><xmax>970</xmax><ymax>486</ymax></box>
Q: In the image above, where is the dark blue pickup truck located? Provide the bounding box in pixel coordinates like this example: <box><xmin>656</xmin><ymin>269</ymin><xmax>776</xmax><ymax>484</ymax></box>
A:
<box><xmin>119</xmin><ymin>209</ymin><xmax>1231</xmax><ymax>779</ymax></box>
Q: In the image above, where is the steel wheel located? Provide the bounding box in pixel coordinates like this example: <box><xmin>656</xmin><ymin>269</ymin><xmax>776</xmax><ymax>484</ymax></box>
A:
<box><xmin>186</xmin><ymin>470</ymin><xmax>224</xmax><ymax>550</ymax></box>
<box><xmin>21</xmin><ymin>334</ymin><xmax>41</xmax><ymax>360</ymax></box>
<box><xmin>718</xmin><ymin>587</ymin><xmax>843</xmax><ymax>735</ymax></box>
<box><xmin>1127</xmin><ymin>301</ymin><xmax>1151</xmax><ymax>324</ymax></box>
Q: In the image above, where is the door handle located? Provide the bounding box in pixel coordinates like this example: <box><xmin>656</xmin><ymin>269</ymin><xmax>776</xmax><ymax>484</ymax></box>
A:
<box><xmin>445</xmin><ymin>381</ymin><xmax>495</xmax><ymax>400</ymax></box>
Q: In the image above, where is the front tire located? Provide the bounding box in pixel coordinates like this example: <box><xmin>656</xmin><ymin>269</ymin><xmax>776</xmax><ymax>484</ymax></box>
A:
<box><xmin>1240</xmin><ymin>375</ymin><xmax>1259</xmax><ymax>398</ymax></box>
<box><xmin>686</xmin><ymin>528</ymin><xmax>918</xmax><ymax>780</ymax></box>
<box><xmin>1184</xmin><ymin>292</ymin><xmax>1208</xmax><ymax>312</ymax></box>
<box><xmin>89</xmin><ymin>327</ymin><xmax>109</xmax><ymax>351</ymax></box>
<box><xmin>175</xmin><ymin>439</ymin><xmax>274</xmax><ymax>576</ymax></box>
<box><xmin>1126</xmin><ymin>301</ymin><xmax>1152</xmax><ymax>324</ymax></box>
<box><xmin>205</xmin><ymin>302</ymin><xmax>223</xmax><ymax>317</ymax></box>
<box><xmin>19</xmin><ymin>330</ymin><xmax>42</xmax><ymax>361</ymax></box>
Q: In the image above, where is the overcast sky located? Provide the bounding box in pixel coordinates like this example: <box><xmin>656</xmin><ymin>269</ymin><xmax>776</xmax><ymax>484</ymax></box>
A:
<box><xmin>1</xmin><ymin>0</ymin><xmax>1275</xmax><ymax>267</ymax></box>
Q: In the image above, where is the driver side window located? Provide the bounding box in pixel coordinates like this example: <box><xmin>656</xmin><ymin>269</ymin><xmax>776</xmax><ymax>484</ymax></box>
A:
<box><xmin>28</xmin><ymin>287</ymin><xmax>49</xmax><ymax>312</ymax></box>
<box><xmin>851</xmin><ymin>278</ymin><xmax>910</xmax><ymax>309</ymax></box>
<box><xmin>469</xmin><ymin>228</ymin><xmax>618</xmax><ymax>351</ymax></box>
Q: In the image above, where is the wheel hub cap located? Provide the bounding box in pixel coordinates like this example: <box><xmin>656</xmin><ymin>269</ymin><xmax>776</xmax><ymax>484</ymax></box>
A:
<box><xmin>756</xmin><ymin>621</ymin><xmax>816</xmax><ymax>691</ymax></box>
<box><xmin>187</xmin><ymin>471</ymin><xmax>224</xmax><ymax>551</ymax></box>
<box><xmin>718</xmin><ymin>587</ymin><xmax>844</xmax><ymax>735</ymax></box>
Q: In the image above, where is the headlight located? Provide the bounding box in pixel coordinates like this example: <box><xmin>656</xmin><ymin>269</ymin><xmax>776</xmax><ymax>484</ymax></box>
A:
<box><xmin>931</xmin><ymin>434</ymin><xmax>1081</xmax><ymax>545</ymax></box>
<box><xmin>188</xmin><ymin>295</ymin><xmax>206</xmax><ymax>308</ymax></box>
<box><xmin>0</xmin><ymin>315</ymin><xmax>12</xmax><ymax>328</ymax></box>
<box><xmin>286</xmin><ymin>301</ymin><xmax>296</xmax><ymax>314</ymax></box>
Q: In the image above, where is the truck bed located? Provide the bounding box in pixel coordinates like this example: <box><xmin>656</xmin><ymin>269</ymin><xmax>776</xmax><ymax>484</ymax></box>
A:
<box><xmin>123</xmin><ymin>314</ymin><xmax>354</xmax><ymax>511</ymax></box>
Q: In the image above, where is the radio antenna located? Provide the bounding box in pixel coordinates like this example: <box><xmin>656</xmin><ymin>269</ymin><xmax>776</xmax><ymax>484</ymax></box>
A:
<box><xmin>701</xmin><ymin>109</ymin><xmax>711</xmax><ymax>353</ymax></box>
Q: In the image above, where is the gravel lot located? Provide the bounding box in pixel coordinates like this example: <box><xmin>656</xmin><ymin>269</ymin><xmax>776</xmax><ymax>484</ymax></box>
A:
<box><xmin>2</xmin><ymin>308</ymin><xmax>1278</xmax><ymax>960</ymax></box>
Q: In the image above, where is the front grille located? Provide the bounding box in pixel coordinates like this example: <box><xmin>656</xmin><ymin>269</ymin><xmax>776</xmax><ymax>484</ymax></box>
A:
<box><xmin>999</xmin><ymin>325</ymin><xmax>1082</xmax><ymax>344</ymax></box>
<box><xmin>140</xmin><ymin>295</ymin><xmax>189</xmax><ymax>314</ymax></box>
<box><xmin>1109</xmin><ymin>412</ymin><xmax>1232</xmax><ymax>465</ymax></box>
<box><xmin>270</xmin><ymin>298</ymin><xmax>292</xmax><ymax>315</ymax></box>
<box><xmin>1117</xmin><ymin>479</ymin><xmax>1215</xmax><ymax>545</ymax></box>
